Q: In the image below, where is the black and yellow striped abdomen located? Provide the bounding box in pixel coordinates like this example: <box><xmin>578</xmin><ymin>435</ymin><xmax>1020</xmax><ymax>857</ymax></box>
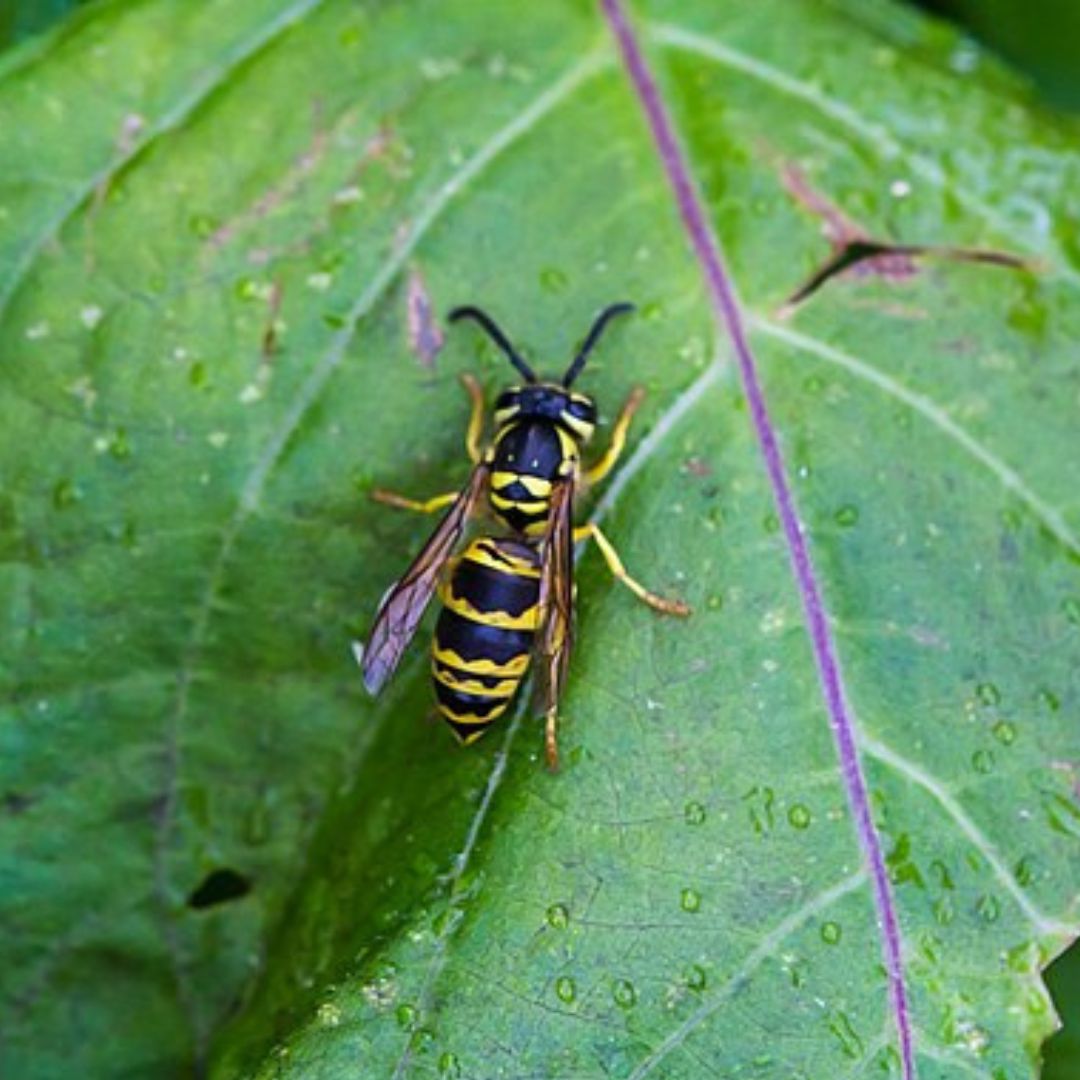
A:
<box><xmin>432</xmin><ymin>537</ymin><xmax>541</xmax><ymax>743</ymax></box>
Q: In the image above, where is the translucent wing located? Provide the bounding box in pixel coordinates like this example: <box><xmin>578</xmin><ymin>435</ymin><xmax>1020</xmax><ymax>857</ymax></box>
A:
<box><xmin>535</xmin><ymin>479</ymin><xmax>575</xmax><ymax>739</ymax></box>
<box><xmin>357</xmin><ymin>464</ymin><xmax>488</xmax><ymax>695</ymax></box>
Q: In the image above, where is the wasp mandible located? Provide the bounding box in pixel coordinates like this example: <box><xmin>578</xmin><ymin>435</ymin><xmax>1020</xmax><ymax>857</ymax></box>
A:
<box><xmin>354</xmin><ymin>303</ymin><xmax>690</xmax><ymax>769</ymax></box>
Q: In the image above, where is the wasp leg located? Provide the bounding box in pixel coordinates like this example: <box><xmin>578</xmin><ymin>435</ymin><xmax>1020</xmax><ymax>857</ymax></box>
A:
<box><xmin>585</xmin><ymin>386</ymin><xmax>645</xmax><ymax>485</ymax></box>
<box><xmin>370</xmin><ymin>489</ymin><xmax>459</xmax><ymax>514</ymax></box>
<box><xmin>545</xmin><ymin>706</ymin><xmax>559</xmax><ymax>772</ymax></box>
<box><xmin>573</xmin><ymin>523</ymin><xmax>692</xmax><ymax>616</ymax></box>
<box><xmin>461</xmin><ymin>372</ymin><xmax>485</xmax><ymax>464</ymax></box>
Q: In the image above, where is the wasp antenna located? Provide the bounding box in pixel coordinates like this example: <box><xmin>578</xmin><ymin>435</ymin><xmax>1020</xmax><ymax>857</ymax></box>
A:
<box><xmin>449</xmin><ymin>305</ymin><xmax>537</xmax><ymax>383</ymax></box>
<box><xmin>562</xmin><ymin>302</ymin><xmax>635</xmax><ymax>387</ymax></box>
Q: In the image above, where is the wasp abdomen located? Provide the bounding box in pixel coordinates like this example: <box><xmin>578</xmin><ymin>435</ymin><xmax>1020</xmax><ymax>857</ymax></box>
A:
<box><xmin>432</xmin><ymin>537</ymin><xmax>540</xmax><ymax>744</ymax></box>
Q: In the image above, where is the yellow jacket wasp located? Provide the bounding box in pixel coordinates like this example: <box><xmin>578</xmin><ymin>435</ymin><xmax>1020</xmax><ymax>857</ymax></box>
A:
<box><xmin>354</xmin><ymin>303</ymin><xmax>690</xmax><ymax>769</ymax></box>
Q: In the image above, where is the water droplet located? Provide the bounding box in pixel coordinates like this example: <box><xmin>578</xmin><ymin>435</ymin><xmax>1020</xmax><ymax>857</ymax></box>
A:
<box><xmin>234</xmin><ymin>277</ymin><xmax>260</xmax><ymax>301</ymax></box>
<box><xmin>189</xmin><ymin>361</ymin><xmax>209</xmax><ymax>389</ymax></box>
<box><xmin>828</xmin><ymin>1010</ymin><xmax>864</xmax><ymax>1059</ymax></box>
<box><xmin>1014</xmin><ymin>855</ymin><xmax>1035</xmax><ymax>886</ymax></box>
<box><xmin>833</xmin><ymin>505</ymin><xmax>859</xmax><ymax>527</ymax></box>
<box><xmin>546</xmin><ymin>903</ymin><xmax>570</xmax><ymax>929</ymax></box>
<box><xmin>1036</xmin><ymin>687</ymin><xmax>1060</xmax><ymax>711</ymax></box>
<box><xmin>438</xmin><ymin>1052</ymin><xmax>462</xmax><ymax>1078</ymax></box>
<box><xmin>554</xmin><ymin>976</ymin><xmax>576</xmax><ymax>1003</ymax></box>
<box><xmin>684</xmin><ymin>801</ymin><xmax>706</xmax><ymax>826</ymax></box>
<box><xmin>317</xmin><ymin>1002</ymin><xmax>342</xmax><ymax>1027</ymax></box>
<box><xmin>1062</xmin><ymin>597</ymin><xmax>1080</xmax><ymax>625</ymax></box>
<box><xmin>107</xmin><ymin>428</ymin><xmax>131</xmax><ymax>460</ymax></box>
<box><xmin>684</xmin><ymin>964</ymin><xmax>707</xmax><ymax>991</ymax></box>
<box><xmin>933</xmin><ymin>896</ymin><xmax>954</xmax><ymax>926</ymax></box>
<box><xmin>971</xmin><ymin>749</ymin><xmax>995</xmax><ymax>774</ymax></box>
<box><xmin>706</xmin><ymin>594</ymin><xmax>723</xmax><ymax>611</ymax></box>
<box><xmin>976</xmin><ymin>682</ymin><xmax>1001</xmax><ymax>706</ymax></box>
<box><xmin>395</xmin><ymin>1003</ymin><xmax>417</xmax><ymax>1029</ymax></box>
<box><xmin>992</xmin><ymin>720</ymin><xmax>1016</xmax><ymax>745</ymax></box>
<box><xmin>762</xmin><ymin>512</ymin><xmax>780</xmax><ymax>534</ymax></box>
<box><xmin>976</xmin><ymin>894</ymin><xmax>1000</xmax><ymax>922</ymax></box>
<box><xmin>820</xmin><ymin>921</ymin><xmax>842</xmax><ymax>945</ymax></box>
<box><xmin>680</xmin><ymin>888</ymin><xmax>701</xmax><ymax>913</ymax></box>
<box><xmin>788</xmin><ymin>804</ymin><xmax>812</xmax><ymax>830</ymax></box>
<box><xmin>612</xmin><ymin>979</ymin><xmax>637</xmax><ymax>1008</ymax></box>
<box><xmin>640</xmin><ymin>300</ymin><xmax>664</xmax><ymax>321</ymax></box>
<box><xmin>188</xmin><ymin>213</ymin><xmax>217</xmax><ymax>238</ymax></box>
<box><xmin>539</xmin><ymin>267</ymin><xmax>568</xmax><ymax>294</ymax></box>
<box><xmin>53</xmin><ymin>478</ymin><xmax>79</xmax><ymax>510</ymax></box>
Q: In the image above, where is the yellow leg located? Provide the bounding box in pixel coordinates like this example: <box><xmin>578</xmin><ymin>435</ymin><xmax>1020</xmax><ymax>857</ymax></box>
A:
<box><xmin>545</xmin><ymin>707</ymin><xmax>559</xmax><ymax>772</ymax></box>
<box><xmin>460</xmin><ymin>372</ymin><xmax>485</xmax><ymax>464</ymax></box>
<box><xmin>371</xmin><ymin>489</ymin><xmax>458</xmax><ymax>514</ymax></box>
<box><xmin>574</xmin><ymin>522</ymin><xmax>692</xmax><ymax>616</ymax></box>
<box><xmin>585</xmin><ymin>386</ymin><xmax>645</xmax><ymax>485</ymax></box>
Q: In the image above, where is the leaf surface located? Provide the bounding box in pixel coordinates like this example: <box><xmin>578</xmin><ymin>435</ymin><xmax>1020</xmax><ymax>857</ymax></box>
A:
<box><xmin>0</xmin><ymin>1</ymin><xmax>1078</xmax><ymax>1078</ymax></box>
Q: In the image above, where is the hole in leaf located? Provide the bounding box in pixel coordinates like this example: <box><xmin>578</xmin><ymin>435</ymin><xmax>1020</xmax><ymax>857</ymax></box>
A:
<box><xmin>1043</xmin><ymin>939</ymin><xmax>1080</xmax><ymax>1078</ymax></box>
<box><xmin>186</xmin><ymin>868</ymin><xmax>252</xmax><ymax>910</ymax></box>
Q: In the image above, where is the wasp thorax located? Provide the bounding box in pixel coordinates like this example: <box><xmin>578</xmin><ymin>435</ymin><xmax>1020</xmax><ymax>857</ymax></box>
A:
<box><xmin>494</xmin><ymin>384</ymin><xmax>597</xmax><ymax>442</ymax></box>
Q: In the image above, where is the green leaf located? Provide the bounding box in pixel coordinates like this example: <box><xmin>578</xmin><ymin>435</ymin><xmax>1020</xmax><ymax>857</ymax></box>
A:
<box><xmin>1</xmin><ymin>1</ymin><xmax>1077</xmax><ymax>1078</ymax></box>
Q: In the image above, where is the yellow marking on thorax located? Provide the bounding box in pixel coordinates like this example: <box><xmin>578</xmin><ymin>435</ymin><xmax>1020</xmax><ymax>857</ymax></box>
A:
<box><xmin>491</xmin><ymin>471</ymin><xmax>552</xmax><ymax>497</ymax></box>
<box><xmin>490</xmin><ymin>491</ymin><xmax>549</xmax><ymax>515</ymax></box>
<box><xmin>432</xmin><ymin>644</ymin><xmax>531</xmax><ymax>677</ymax></box>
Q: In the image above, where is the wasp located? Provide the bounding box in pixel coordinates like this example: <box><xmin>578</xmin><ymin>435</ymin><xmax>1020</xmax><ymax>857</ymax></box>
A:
<box><xmin>355</xmin><ymin>303</ymin><xmax>690</xmax><ymax>769</ymax></box>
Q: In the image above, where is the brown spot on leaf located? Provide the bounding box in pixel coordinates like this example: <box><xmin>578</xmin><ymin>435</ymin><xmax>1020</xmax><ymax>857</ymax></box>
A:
<box><xmin>682</xmin><ymin>456</ymin><xmax>712</xmax><ymax>479</ymax></box>
<box><xmin>209</xmin><ymin>104</ymin><xmax>330</xmax><ymax>253</ymax></box>
<box><xmin>407</xmin><ymin>267</ymin><xmax>444</xmax><ymax>370</ymax></box>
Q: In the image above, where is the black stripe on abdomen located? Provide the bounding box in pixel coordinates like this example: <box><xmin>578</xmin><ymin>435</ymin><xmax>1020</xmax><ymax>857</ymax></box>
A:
<box><xmin>451</xmin><ymin>558</ymin><xmax>538</xmax><ymax>617</ymax></box>
<box><xmin>435</xmin><ymin>608</ymin><xmax>533</xmax><ymax>666</ymax></box>
<box><xmin>435</xmin><ymin>681</ymin><xmax>511</xmax><ymax>722</ymax></box>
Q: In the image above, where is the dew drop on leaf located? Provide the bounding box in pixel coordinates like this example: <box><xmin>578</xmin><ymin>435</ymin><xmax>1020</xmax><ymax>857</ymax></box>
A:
<box><xmin>546</xmin><ymin>903</ymin><xmax>569</xmax><ymax>929</ymax></box>
<box><xmin>976</xmin><ymin>894</ymin><xmax>1001</xmax><ymax>922</ymax></box>
<box><xmin>933</xmin><ymin>897</ymin><xmax>954</xmax><ymax>926</ymax></box>
<box><xmin>820</xmin><ymin>921</ymin><xmax>842</xmax><ymax>945</ymax></box>
<box><xmin>684</xmin><ymin>964</ymin><xmax>707</xmax><ymax>991</ymax></box>
<box><xmin>53</xmin><ymin>479</ymin><xmax>79</xmax><ymax>510</ymax></box>
<box><xmin>188</xmin><ymin>213</ymin><xmax>217</xmax><ymax>238</ymax></box>
<box><xmin>438</xmin><ymin>1052</ymin><xmax>462</xmax><ymax>1078</ymax></box>
<box><xmin>554</xmin><ymin>976</ymin><xmax>576</xmax><ymax>1004</ymax></box>
<box><xmin>1014</xmin><ymin>855</ymin><xmax>1035</xmax><ymax>886</ymax></box>
<box><xmin>992</xmin><ymin>720</ymin><xmax>1016</xmax><ymax>745</ymax></box>
<box><xmin>539</xmin><ymin>267</ymin><xmax>568</xmax><ymax>294</ymax></box>
<box><xmin>827</xmin><ymin>1010</ymin><xmax>863</xmax><ymax>1059</ymax></box>
<box><xmin>833</xmin><ymin>505</ymin><xmax>859</xmax><ymax>527</ymax></box>
<box><xmin>787</xmin><ymin>804</ymin><xmax>812</xmax><ymax>829</ymax></box>
<box><xmin>1036</xmin><ymin>687</ymin><xmax>1061</xmax><ymax>711</ymax></box>
<box><xmin>976</xmin><ymin>681</ymin><xmax>1001</xmax><ymax>706</ymax></box>
<box><xmin>612</xmin><ymin>979</ymin><xmax>637</xmax><ymax>1008</ymax></box>
<box><xmin>971</xmin><ymin>749</ymin><xmax>996</xmax><ymax>774</ymax></box>
<box><xmin>683</xmin><ymin>801</ymin><xmax>706</xmax><ymax>826</ymax></box>
<box><xmin>316</xmin><ymin>1002</ymin><xmax>341</xmax><ymax>1028</ymax></box>
<box><xmin>395</xmin><ymin>1003</ymin><xmax>417</xmax><ymax>1029</ymax></box>
<box><xmin>680</xmin><ymin>888</ymin><xmax>701</xmax><ymax>913</ymax></box>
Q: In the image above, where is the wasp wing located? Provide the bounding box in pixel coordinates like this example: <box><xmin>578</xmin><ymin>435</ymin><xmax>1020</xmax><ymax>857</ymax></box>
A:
<box><xmin>357</xmin><ymin>464</ymin><xmax>488</xmax><ymax>696</ymax></box>
<box><xmin>535</xmin><ymin>479</ymin><xmax>575</xmax><ymax>724</ymax></box>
